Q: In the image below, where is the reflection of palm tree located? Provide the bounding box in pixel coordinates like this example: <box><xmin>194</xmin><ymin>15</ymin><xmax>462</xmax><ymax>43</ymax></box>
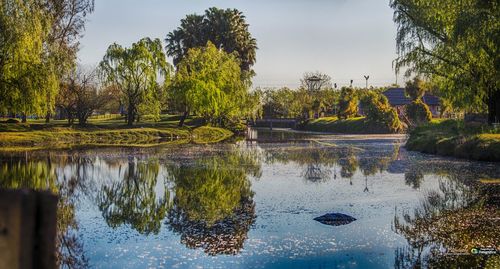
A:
<box><xmin>98</xmin><ymin>159</ymin><xmax>170</xmax><ymax>235</ymax></box>
<box><xmin>167</xmin><ymin>197</ymin><xmax>256</xmax><ymax>256</ymax></box>
<box><xmin>164</xmin><ymin>149</ymin><xmax>260</xmax><ymax>255</ymax></box>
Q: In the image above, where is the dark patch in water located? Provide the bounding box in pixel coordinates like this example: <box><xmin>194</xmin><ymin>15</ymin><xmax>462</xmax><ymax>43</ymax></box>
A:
<box><xmin>314</xmin><ymin>213</ymin><xmax>357</xmax><ymax>226</ymax></box>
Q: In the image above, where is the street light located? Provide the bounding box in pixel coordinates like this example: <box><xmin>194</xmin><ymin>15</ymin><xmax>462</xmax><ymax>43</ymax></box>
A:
<box><xmin>364</xmin><ymin>75</ymin><xmax>370</xmax><ymax>89</ymax></box>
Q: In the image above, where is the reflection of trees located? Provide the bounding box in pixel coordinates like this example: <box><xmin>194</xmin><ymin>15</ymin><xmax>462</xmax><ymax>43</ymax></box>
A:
<box><xmin>263</xmin><ymin>142</ymin><xmax>401</xmax><ymax>183</ymax></box>
<box><xmin>165</xmin><ymin>148</ymin><xmax>260</xmax><ymax>255</ymax></box>
<box><xmin>404</xmin><ymin>169</ymin><xmax>424</xmax><ymax>189</ymax></box>
<box><xmin>0</xmin><ymin>156</ymin><xmax>89</xmax><ymax>269</ymax></box>
<box><xmin>98</xmin><ymin>158</ymin><xmax>170</xmax><ymax>235</ymax></box>
<box><xmin>394</xmin><ymin>176</ymin><xmax>500</xmax><ymax>268</ymax></box>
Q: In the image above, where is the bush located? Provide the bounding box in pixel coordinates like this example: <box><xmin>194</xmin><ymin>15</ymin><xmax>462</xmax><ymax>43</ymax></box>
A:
<box><xmin>337</xmin><ymin>87</ymin><xmax>358</xmax><ymax>119</ymax></box>
<box><xmin>360</xmin><ymin>91</ymin><xmax>402</xmax><ymax>133</ymax></box>
<box><xmin>406</xmin><ymin>100</ymin><xmax>432</xmax><ymax>125</ymax></box>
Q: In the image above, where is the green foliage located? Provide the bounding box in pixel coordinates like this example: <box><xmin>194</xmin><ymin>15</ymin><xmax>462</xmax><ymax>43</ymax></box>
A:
<box><xmin>0</xmin><ymin>0</ymin><xmax>94</xmax><ymax>120</ymax></box>
<box><xmin>100</xmin><ymin>37</ymin><xmax>172</xmax><ymax>126</ymax></box>
<box><xmin>406</xmin><ymin>119</ymin><xmax>500</xmax><ymax>161</ymax></box>
<box><xmin>406</xmin><ymin>100</ymin><xmax>432</xmax><ymax>125</ymax></box>
<box><xmin>166</xmin><ymin>7</ymin><xmax>257</xmax><ymax>76</ymax></box>
<box><xmin>98</xmin><ymin>160</ymin><xmax>170</xmax><ymax>235</ymax></box>
<box><xmin>390</xmin><ymin>0</ymin><xmax>499</xmax><ymax>123</ymax></box>
<box><xmin>337</xmin><ymin>87</ymin><xmax>358</xmax><ymax>119</ymax></box>
<box><xmin>166</xmin><ymin>148</ymin><xmax>260</xmax><ymax>225</ymax></box>
<box><xmin>404</xmin><ymin>77</ymin><xmax>426</xmax><ymax>101</ymax></box>
<box><xmin>303</xmin><ymin>116</ymin><xmax>399</xmax><ymax>134</ymax></box>
<box><xmin>171</xmin><ymin>42</ymin><xmax>250</xmax><ymax>127</ymax></box>
<box><xmin>360</xmin><ymin>91</ymin><xmax>402</xmax><ymax>132</ymax></box>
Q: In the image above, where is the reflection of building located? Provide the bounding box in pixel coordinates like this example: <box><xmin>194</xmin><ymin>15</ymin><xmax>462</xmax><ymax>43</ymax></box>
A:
<box><xmin>383</xmin><ymin>88</ymin><xmax>441</xmax><ymax>117</ymax></box>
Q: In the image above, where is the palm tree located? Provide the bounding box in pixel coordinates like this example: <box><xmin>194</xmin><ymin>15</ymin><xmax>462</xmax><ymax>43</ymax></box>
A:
<box><xmin>165</xmin><ymin>7</ymin><xmax>257</xmax><ymax>72</ymax></box>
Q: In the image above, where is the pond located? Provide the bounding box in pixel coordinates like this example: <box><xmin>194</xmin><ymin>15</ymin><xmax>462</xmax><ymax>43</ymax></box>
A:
<box><xmin>1</xmin><ymin>128</ymin><xmax>499</xmax><ymax>268</ymax></box>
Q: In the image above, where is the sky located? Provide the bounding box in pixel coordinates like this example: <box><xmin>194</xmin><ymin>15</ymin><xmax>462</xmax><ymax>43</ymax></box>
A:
<box><xmin>78</xmin><ymin>0</ymin><xmax>402</xmax><ymax>89</ymax></box>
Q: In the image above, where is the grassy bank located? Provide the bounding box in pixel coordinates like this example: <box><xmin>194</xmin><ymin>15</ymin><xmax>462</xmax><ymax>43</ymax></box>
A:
<box><xmin>301</xmin><ymin>116</ymin><xmax>401</xmax><ymax>134</ymax></box>
<box><xmin>406</xmin><ymin>119</ymin><xmax>500</xmax><ymax>161</ymax></box>
<box><xmin>0</xmin><ymin>115</ymin><xmax>233</xmax><ymax>151</ymax></box>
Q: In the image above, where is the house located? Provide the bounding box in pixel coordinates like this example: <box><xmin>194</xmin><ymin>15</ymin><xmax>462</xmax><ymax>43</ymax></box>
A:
<box><xmin>382</xmin><ymin>88</ymin><xmax>441</xmax><ymax>117</ymax></box>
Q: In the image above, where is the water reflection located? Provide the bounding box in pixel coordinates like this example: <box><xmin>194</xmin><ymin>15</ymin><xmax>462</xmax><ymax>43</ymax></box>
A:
<box><xmin>97</xmin><ymin>158</ymin><xmax>170</xmax><ymax>235</ymax></box>
<box><xmin>394</xmin><ymin>168</ymin><xmax>500</xmax><ymax>268</ymax></box>
<box><xmin>165</xmin><ymin>148</ymin><xmax>261</xmax><ymax>255</ymax></box>
<box><xmin>262</xmin><ymin>141</ymin><xmax>401</xmax><ymax>186</ymax></box>
<box><xmin>0</xmin><ymin>156</ymin><xmax>89</xmax><ymax>268</ymax></box>
<box><xmin>0</xmin><ymin>133</ymin><xmax>499</xmax><ymax>268</ymax></box>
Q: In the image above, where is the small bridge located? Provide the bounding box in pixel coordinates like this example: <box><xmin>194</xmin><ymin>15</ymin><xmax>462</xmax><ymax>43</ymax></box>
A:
<box><xmin>249</xmin><ymin>118</ymin><xmax>299</xmax><ymax>129</ymax></box>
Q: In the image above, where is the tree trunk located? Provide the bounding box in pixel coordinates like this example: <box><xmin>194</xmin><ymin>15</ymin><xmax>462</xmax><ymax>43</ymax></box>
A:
<box><xmin>178</xmin><ymin>110</ymin><xmax>189</xmax><ymax>127</ymax></box>
<box><xmin>45</xmin><ymin>112</ymin><xmax>51</xmax><ymax>123</ymax></box>
<box><xmin>127</xmin><ymin>103</ymin><xmax>135</xmax><ymax>127</ymax></box>
<box><xmin>487</xmin><ymin>89</ymin><xmax>500</xmax><ymax>125</ymax></box>
<box><xmin>21</xmin><ymin>113</ymin><xmax>27</xmax><ymax>123</ymax></box>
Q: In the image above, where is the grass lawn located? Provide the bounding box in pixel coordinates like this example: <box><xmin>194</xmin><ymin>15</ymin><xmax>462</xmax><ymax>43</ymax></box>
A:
<box><xmin>406</xmin><ymin>119</ymin><xmax>500</xmax><ymax>161</ymax></box>
<box><xmin>301</xmin><ymin>116</ymin><xmax>401</xmax><ymax>134</ymax></box>
<box><xmin>0</xmin><ymin>115</ymin><xmax>233</xmax><ymax>151</ymax></box>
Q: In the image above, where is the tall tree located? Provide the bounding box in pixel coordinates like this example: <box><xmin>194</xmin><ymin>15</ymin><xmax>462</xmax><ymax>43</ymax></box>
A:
<box><xmin>99</xmin><ymin>38</ymin><xmax>172</xmax><ymax>126</ymax></box>
<box><xmin>390</xmin><ymin>0</ymin><xmax>499</xmax><ymax>124</ymax></box>
<box><xmin>0</xmin><ymin>0</ymin><xmax>94</xmax><ymax>122</ymax></box>
<box><xmin>171</xmin><ymin>42</ymin><xmax>250</xmax><ymax>127</ymax></box>
<box><xmin>165</xmin><ymin>7</ymin><xmax>257</xmax><ymax>76</ymax></box>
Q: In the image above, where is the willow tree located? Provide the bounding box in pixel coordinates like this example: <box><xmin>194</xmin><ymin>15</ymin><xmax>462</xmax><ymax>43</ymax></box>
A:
<box><xmin>171</xmin><ymin>42</ymin><xmax>250</xmax><ymax>127</ymax></box>
<box><xmin>100</xmin><ymin>38</ymin><xmax>172</xmax><ymax>126</ymax></box>
<box><xmin>0</xmin><ymin>0</ymin><xmax>56</xmax><ymax>121</ymax></box>
<box><xmin>390</xmin><ymin>0</ymin><xmax>499</xmax><ymax>124</ymax></box>
<box><xmin>0</xmin><ymin>0</ymin><xmax>94</xmax><ymax>122</ymax></box>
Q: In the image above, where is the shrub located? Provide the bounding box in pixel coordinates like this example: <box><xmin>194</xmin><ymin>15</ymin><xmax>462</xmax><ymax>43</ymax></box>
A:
<box><xmin>360</xmin><ymin>91</ymin><xmax>402</xmax><ymax>132</ymax></box>
<box><xmin>406</xmin><ymin>100</ymin><xmax>432</xmax><ymax>125</ymax></box>
<box><xmin>337</xmin><ymin>87</ymin><xmax>358</xmax><ymax>119</ymax></box>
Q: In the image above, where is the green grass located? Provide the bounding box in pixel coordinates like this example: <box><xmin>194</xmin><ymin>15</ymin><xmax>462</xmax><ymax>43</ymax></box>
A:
<box><xmin>406</xmin><ymin>119</ymin><xmax>500</xmax><ymax>161</ymax></box>
<box><xmin>301</xmin><ymin>116</ymin><xmax>400</xmax><ymax>134</ymax></box>
<box><xmin>192</xmin><ymin>126</ymin><xmax>233</xmax><ymax>144</ymax></box>
<box><xmin>0</xmin><ymin>115</ymin><xmax>234</xmax><ymax>151</ymax></box>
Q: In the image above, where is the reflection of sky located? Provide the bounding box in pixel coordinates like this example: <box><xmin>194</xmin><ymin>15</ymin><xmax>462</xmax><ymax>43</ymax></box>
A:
<box><xmin>67</xmin><ymin>139</ymin><xmax>462</xmax><ymax>269</ymax></box>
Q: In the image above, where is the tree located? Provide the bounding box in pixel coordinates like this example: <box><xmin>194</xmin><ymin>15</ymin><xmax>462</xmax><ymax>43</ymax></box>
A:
<box><xmin>171</xmin><ymin>42</ymin><xmax>249</xmax><ymax>127</ymax></box>
<box><xmin>99</xmin><ymin>38</ymin><xmax>172</xmax><ymax>126</ymax></box>
<box><xmin>360</xmin><ymin>91</ymin><xmax>402</xmax><ymax>132</ymax></box>
<box><xmin>406</xmin><ymin>101</ymin><xmax>432</xmax><ymax>125</ymax></box>
<box><xmin>390</xmin><ymin>0</ymin><xmax>499</xmax><ymax>124</ymax></box>
<box><xmin>57</xmin><ymin>65</ymin><xmax>116</xmax><ymax>125</ymax></box>
<box><xmin>404</xmin><ymin>78</ymin><xmax>432</xmax><ymax>125</ymax></box>
<box><xmin>165</xmin><ymin>7</ymin><xmax>257</xmax><ymax>76</ymax></box>
<box><xmin>404</xmin><ymin>77</ymin><xmax>426</xmax><ymax>101</ymax></box>
<box><xmin>0</xmin><ymin>0</ymin><xmax>94</xmax><ymax>122</ymax></box>
<box><xmin>337</xmin><ymin>87</ymin><xmax>358</xmax><ymax>119</ymax></box>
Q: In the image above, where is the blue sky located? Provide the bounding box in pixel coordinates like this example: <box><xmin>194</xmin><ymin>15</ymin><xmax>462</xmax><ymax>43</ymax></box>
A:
<box><xmin>78</xmin><ymin>0</ymin><xmax>402</xmax><ymax>88</ymax></box>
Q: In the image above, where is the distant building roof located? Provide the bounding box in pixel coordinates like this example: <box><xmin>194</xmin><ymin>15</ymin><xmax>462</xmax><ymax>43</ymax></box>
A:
<box><xmin>383</xmin><ymin>88</ymin><xmax>440</xmax><ymax>106</ymax></box>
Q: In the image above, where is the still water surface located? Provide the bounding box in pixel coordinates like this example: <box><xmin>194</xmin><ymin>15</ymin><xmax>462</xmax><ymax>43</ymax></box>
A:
<box><xmin>1</xmin><ymin>129</ymin><xmax>499</xmax><ymax>268</ymax></box>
